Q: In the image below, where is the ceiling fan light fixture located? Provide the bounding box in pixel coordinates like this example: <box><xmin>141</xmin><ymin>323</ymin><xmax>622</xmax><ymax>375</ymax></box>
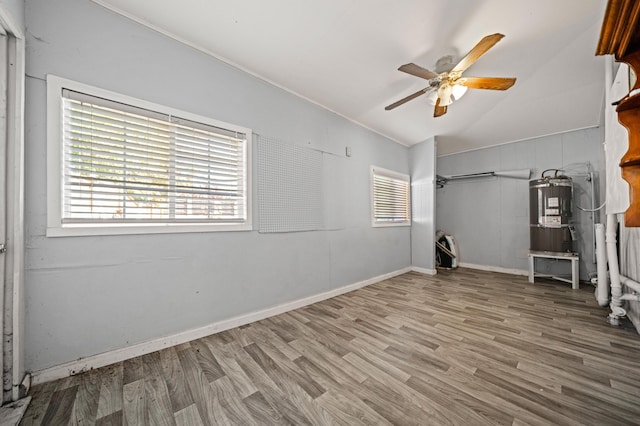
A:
<box><xmin>427</xmin><ymin>90</ymin><xmax>439</xmax><ymax>105</ymax></box>
<box><xmin>437</xmin><ymin>83</ymin><xmax>454</xmax><ymax>106</ymax></box>
<box><xmin>451</xmin><ymin>84</ymin><xmax>467</xmax><ymax>100</ymax></box>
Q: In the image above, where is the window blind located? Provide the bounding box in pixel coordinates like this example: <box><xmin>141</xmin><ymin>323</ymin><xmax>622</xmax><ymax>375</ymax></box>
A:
<box><xmin>372</xmin><ymin>167</ymin><xmax>410</xmax><ymax>225</ymax></box>
<box><xmin>61</xmin><ymin>89</ymin><xmax>247</xmax><ymax>224</ymax></box>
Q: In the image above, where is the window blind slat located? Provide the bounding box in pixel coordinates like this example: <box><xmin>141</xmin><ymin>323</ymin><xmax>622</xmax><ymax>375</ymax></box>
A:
<box><xmin>63</xmin><ymin>178</ymin><xmax>243</xmax><ymax>197</ymax></box>
<box><xmin>67</xmin><ymin>153</ymin><xmax>243</xmax><ymax>177</ymax></box>
<box><xmin>65</xmin><ymin>111</ymin><xmax>175</xmax><ymax>143</ymax></box>
<box><xmin>65</xmin><ymin>122</ymin><xmax>244</xmax><ymax>165</ymax></box>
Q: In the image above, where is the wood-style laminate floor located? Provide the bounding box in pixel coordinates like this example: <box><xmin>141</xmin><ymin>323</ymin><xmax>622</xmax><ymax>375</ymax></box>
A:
<box><xmin>21</xmin><ymin>269</ymin><xmax>640</xmax><ymax>425</ymax></box>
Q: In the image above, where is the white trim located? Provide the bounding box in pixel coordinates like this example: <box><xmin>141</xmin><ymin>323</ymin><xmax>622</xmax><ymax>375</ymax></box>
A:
<box><xmin>458</xmin><ymin>262</ymin><xmax>528</xmax><ymax>276</ymax></box>
<box><xmin>370</xmin><ymin>165</ymin><xmax>411</xmax><ymax>227</ymax></box>
<box><xmin>371</xmin><ymin>222</ymin><xmax>412</xmax><ymax>228</ymax></box>
<box><xmin>0</xmin><ymin>4</ymin><xmax>23</xmax><ymax>39</ymax></box>
<box><xmin>0</xmin><ymin>4</ymin><xmax>26</xmax><ymax>401</ymax></box>
<box><xmin>411</xmin><ymin>266</ymin><xmax>437</xmax><ymax>275</ymax></box>
<box><xmin>45</xmin><ymin>222</ymin><xmax>253</xmax><ymax>238</ymax></box>
<box><xmin>370</xmin><ymin>166</ymin><xmax>409</xmax><ymax>182</ymax></box>
<box><xmin>9</xmin><ymin>35</ymin><xmax>25</xmax><ymax>403</ymax></box>
<box><xmin>30</xmin><ymin>266</ymin><xmax>412</xmax><ymax>385</ymax></box>
<box><xmin>46</xmin><ymin>75</ymin><xmax>253</xmax><ymax>237</ymax></box>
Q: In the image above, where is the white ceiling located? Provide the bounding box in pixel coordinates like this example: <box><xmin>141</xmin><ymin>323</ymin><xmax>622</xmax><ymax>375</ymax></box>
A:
<box><xmin>93</xmin><ymin>0</ymin><xmax>608</xmax><ymax>155</ymax></box>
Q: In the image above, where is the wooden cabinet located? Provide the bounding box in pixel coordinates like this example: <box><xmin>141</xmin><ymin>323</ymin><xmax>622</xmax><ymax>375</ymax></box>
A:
<box><xmin>597</xmin><ymin>0</ymin><xmax>640</xmax><ymax>226</ymax></box>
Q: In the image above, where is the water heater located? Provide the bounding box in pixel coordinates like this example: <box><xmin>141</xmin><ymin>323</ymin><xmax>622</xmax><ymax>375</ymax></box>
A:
<box><xmin>529</xmin><ymin>175</ymin><xmax>574</xmax><ymax>253</ymax></box>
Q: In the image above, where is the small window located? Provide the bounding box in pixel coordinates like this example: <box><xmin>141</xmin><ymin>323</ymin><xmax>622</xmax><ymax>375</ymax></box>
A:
<box><xmin>46</xmin><ymin>75</ymin><xmax>252</xmax><ymax>236</ymax></box>
<box><xmin>371</xmin><ymin>166</ymin><xmax>411</xmax><ymax>227</ymax></box>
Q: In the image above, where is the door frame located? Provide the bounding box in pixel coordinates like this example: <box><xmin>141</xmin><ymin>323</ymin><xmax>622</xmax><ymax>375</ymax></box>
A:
<box><xmin>0</xmin><ymin>5</ymin><xmax>25</xmax><ymax>403</ymax></box>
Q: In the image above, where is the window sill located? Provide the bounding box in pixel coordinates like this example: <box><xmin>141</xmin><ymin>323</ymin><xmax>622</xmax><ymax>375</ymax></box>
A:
<box><xmin>46</xmin><ymin>222</ymin><xmax>253</xmax><ymax>237</ymax></box>
<box><xmin>371</xmin><ymin>222</ymin><xmax>411</xmax><ymax>228</ymax></box>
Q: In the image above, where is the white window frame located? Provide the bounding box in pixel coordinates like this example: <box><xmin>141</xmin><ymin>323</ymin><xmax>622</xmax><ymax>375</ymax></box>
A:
<box><xmin>370</xmin><ymin>166</ymin><xmax>411</xmax><ymax>227</ymax></box>
<box><xmin>46</xmin><ymin>75</ymin><xmax>252</xmax><ymax>237</ymax></box>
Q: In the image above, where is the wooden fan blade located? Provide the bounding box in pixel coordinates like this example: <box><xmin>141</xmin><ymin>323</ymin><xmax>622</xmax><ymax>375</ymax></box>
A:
<box><xmin>457</xmin><ymin>77</ymin><xmax>516</xmax><ymax>90</ymax></box>
<box><xmin>451</xmin><ymin>33</ymin><xmax>505</xmax><ymax>74</ymax></box>
<box><xmin>434</xmin><ymin>97</ymin><xmax>447</xmax><ymax>117</ymax></box>
<box><xmin>398</xmin><ymin>63</ymin><xmax>438</xmax><ymax>80</ymax></box>
<box><xmin>385</xmin><ymin>88</ymin><xmax>430</xmax><ymax>110</ymax></box>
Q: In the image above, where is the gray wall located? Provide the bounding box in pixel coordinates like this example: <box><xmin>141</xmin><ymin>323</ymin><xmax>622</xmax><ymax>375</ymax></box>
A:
<box><xmin>0</xmin><ymin>0</ymin><xmax>24</xmax><ymax>32</ymax></box>
<box><xmin>410</xmin><ymin>137</ymin><xmax>436</xmax><ymax>271</ymax></box>
<box><xmin>436</xmin><ymin>127</ymin><xmax>605</xmax><ymax>279</ymax></box>
<box><xmin>25</xmin><ymin>0</ymin><xmax>412</xmax><ymax>371</ymax></box>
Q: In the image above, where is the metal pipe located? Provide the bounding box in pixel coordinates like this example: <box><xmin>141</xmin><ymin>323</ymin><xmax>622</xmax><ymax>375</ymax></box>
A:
<box><xmin>446</xmin><ymin>171</ymin><xmax>494</xmax><ymax>180</ymax></box>
<box><xmin>620</xmin><ymin>275</ymin><xmax>640</xmax><ymax>294</ymax></box>
<box><xmin>606</xmin><ymin>214</ymin><xmax>626</xmax><ymax>324</ymax></box>
<box><xmin>590</xmin><ymin>169</ymin><xmax>597</xmax><ymax>264</ymax></box>
<box><xmin>595</xmin><ymin>223</ymin><xmax>609</xmax><ymax>306</ymax></box>
<box><xmin>444</xmin><ymin>169</ymin><xmax>530</xmax><ymax>181</ymax></box>
<box><xmin>602</xmin><ymin>59</ymin><xmax>625</xmax><ymax>324</ymax></box>
<box><xmin>620</xmin><ymin>294</ymin><xmax>640</xmax><ymax>302</ymax></box>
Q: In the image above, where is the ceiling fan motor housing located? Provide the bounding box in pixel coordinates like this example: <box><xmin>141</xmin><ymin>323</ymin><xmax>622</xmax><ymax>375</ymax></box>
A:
<box><xmin>435</xmin><ymin>55</ymin><xmax>457</xmax><ymax>74</ymax></box>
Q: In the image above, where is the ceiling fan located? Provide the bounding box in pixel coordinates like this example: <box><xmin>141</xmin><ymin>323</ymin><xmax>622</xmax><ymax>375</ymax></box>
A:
<box><xmin>385</xmin><ymin>33</ymin><xmax>516</xmax><ymax>117</ymax></box>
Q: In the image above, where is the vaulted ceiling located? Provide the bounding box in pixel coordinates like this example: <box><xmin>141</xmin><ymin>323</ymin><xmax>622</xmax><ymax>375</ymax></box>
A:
<box><xmin>92</xmin><ymin>0</ymin><xmax>608</xmax><ymax>155</ymax></box>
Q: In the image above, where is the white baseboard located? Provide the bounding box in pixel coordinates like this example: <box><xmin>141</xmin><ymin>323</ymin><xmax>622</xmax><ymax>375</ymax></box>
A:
<box><xmin>411</xmin><ymin>266</ymin><xmax>437</xmax><ymax>275</ymax></box>
<box><xmin>31</xmin><ymin>266</ymin><xmax>412</xmax><ymax>386</ymax></box>
<box><xmin>458</xmin><ymin>262</ymin><xmax>528</xmax><ymax>277</ymax></box>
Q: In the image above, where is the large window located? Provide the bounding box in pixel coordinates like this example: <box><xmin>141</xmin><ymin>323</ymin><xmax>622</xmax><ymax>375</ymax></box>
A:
<box><xmin>371</xmin><ymin>166</ymin><xmax>411</xmax><ymax>227</ymax></box>
<box><xmin>47</xmin><ymin>76</ymin><xmax>252</xmax><ymax>236</ymax></box>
